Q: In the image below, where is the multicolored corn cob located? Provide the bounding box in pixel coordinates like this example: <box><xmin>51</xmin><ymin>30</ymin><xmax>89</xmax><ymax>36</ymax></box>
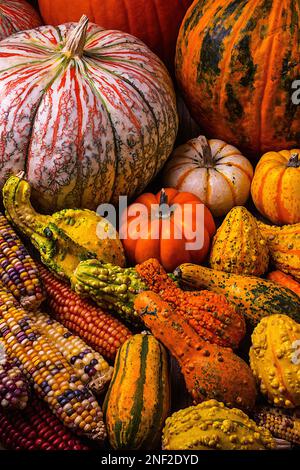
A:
<box><xmin>0</xmin><ymin>341</ymin><xmax>29</xmax><ymax>410</ymax></box>
<box><xmin>254</xmin><ymin>406</ymin><xmax>300</xmax><ymax>445</ymax></box>
<box><xmin>28</xmin><ymin>310</ymin><xmax>113</xmax><ymax>395</ymax></box>
<box><xmin>0</xmin><ymin>213</ymin><xmax>44</xmax><ymax>310</ymax></box>
<box><xmin>38</xmin><ymin>264</ymin><xmax>132</xmax><ymax>361</ymax></box>
<box><xmin>0</xmin><ymin>396</ymin><xmax>91</xmax><ymax>450</ymax></box>
<box><xmin>0</xmin><ymin>284</ymin><xmax>106</xmax><ymax>442</ymax></box>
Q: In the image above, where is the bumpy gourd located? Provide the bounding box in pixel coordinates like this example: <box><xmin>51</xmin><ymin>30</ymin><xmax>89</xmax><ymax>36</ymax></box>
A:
<box><xmin>134</xmin><ymin>291</ymin><xmax>256</xmax><ymax>412</ymax></box>
<box><xmin>162</xmin><ymin>400</ymin><xmax>275</xmax><ymax>450</ymax></box>
<box><xmin>210</xmin><ymin>206</ymin><xmax>269</xmax><ymax>276</ymax></box>
<box><xmin>103</xmin><ymin>334</ymin><xmax>170</xmax><ymax>450</ymax></box>
<box><xmin>257</xmin><ymin>221</ymin><xmax>300</xmax><ymax>281</ymax></box>
<box><xmin>250</xmin><ymin>315</ymin><xmax>300</xmax><ymax>408</ymax></box>
<box><xmin>3</xmin><ymin>174</ymin><xmax>125</xmax><ymax>279</ymax></box>
<box><xmin>175</xmin><ymin>264</ymin><xmax>300</xmax><ymax>325</ymax></box>
<box><xmin>73</xmin><ymin>258</ymin><xmax>245</xmax><ymax>347</ymax></box>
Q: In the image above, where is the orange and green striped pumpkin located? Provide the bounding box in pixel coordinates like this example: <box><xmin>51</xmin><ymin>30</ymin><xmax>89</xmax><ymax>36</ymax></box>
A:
<box><xmin>176</xmin><ymin>0</ymin><xmax>300</xmax><ymax>156</ymax></box>
<box><xmin>0</xmin><ymin>16</ymin><xmax>177</xmax><ymax>212</ymax></box>
<box><xmin>103</xmin><ymin>334</ymin><xmax>170</xmax><ymax>450</ymax></box>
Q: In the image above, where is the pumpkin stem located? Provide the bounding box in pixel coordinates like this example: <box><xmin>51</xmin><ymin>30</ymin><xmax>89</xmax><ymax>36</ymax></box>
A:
<box><xmin>287</xmin><ymin>153</ymin><xmax>300</xmax><ymax>168</ymax></box>
<box><xmin>159</xmin><ymin>189</ymin><xmax>170</xmax><ymax>219</ymax></box>
<box><xmin>198</xmin><ymin>135</ymin><xmax>214</xmax><ymax>167</ymax></box>
<box><xmin>63</xmin><ymin>15</ymin><xmax>89</xmax><ymax>58</ymax></box>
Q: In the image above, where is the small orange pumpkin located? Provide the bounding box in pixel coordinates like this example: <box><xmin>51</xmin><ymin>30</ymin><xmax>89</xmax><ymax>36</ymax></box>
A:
<box><xmin>120</xmin><ymin>188</ymin><xmax>216</xmax><ymax>272</ymax></box>
<box><xmin>251</xmin><ymin>150</ymin><xmax>300</xmax><ymax>225</ymax></box>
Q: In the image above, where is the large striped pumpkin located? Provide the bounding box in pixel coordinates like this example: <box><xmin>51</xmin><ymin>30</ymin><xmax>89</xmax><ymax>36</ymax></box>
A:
<box><xmin>103</xmin><ymin>334</ymin><xmax>170</xmax><ymax>450</ymax></box>
<box><xmin>0</xmin><ymin>0</ymin><xmax>41</xmax><ymax>40</ymax></box>
<box><xmin>176</xmin><ymin>0</ymin><xmax>300</xmax><ymax>156</ymax></box>
<box><xmin>38</xmin><ymin>0</ymin><xmax>193</xmax><ymax>73</ymax></box>
<box><xmin>0</xmin><ymin>16</ymin><xmax>178</xmax><ymax>212</ymax></box>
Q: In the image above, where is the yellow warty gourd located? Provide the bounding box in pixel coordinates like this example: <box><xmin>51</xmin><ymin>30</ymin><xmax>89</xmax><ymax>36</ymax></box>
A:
<box><xmin>210</xmin><ymin>206</ymin><xmax>269</xmax><ymax>276</ymax></box>
<box><xmin>162</xmin><ymin>400</ymin><xmax>275</xmax><ymax>450</ymax></box>
<box><xmin>250</xmin><ymin>315</ymin><xmax>300</xmax><ymax>408</ymax></box>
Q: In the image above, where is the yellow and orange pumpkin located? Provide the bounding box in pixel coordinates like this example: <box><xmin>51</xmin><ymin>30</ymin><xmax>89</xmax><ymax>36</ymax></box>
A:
<box><xmin>176</xmin><ymin>0</ymin><xmax>300</xmax><ymax>156</ymax></box>
<box><xmin>251</xmin><ymin>150</ymin><xmax>300</xmax><ymax>225</ymax></box>
<box><xmin>0</xmin><ymin>16</ymin><xmax>177</xmax><ymax>212</ymax></box>
<box><xmin>163</xmin><ymin>135</ymin><xmax>253</xmax><ymax>217</ymax></box>
<box><xmin>0</xmin><ymin>0</ymin><xmax>41</xmax><ymax>40</ymax></box>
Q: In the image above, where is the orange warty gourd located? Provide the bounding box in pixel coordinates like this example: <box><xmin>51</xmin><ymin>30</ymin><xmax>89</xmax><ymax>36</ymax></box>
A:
<box><xmin>38</xmin><ymin>0</ymin><xmax>193</xmax><ymax>72</ymax></box>
<box><xmin>120</xmin><ymin>188</ymin><xmax>216</xmax><ymax>272</ymax></box>
<box><xmin>0</xmin><ymin>0</ymin><xmax>41</xmax><ymax>40</ymax></box>
<box><xmin>176</xmin><ymin>0</ymin><xmax>300</xmax><ymax>156</ymax></box>
<box><xmin>251</xmin><ymin>150</ymin><xmax>300</xmax><ymax>225</ymax></box>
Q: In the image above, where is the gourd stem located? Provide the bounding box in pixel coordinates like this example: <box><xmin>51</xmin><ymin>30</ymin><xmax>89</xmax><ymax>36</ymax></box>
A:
<box><xmin>159</xmin><ymin>189</ymin><xmax>170</xmax><ymax>219</ymax></box>
<box><xmin>287</xmin><ymin>153</ymin><xmax>299</xmax><ymax>168</ymax></box>
<box><xmin>198</xmin><ymin>135</ymin><xmax>214</xmax><ymax>167</ymax></box>
<box><xmin>63</xmin><ymin>15</ymin><xmax>89</xmax><ymax>58</ymax></box>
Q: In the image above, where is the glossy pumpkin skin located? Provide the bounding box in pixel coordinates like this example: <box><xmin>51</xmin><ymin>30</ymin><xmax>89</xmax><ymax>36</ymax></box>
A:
<box><xmin>163</xmin><ymin>136</ymin><xmax>253</xmax><ymax>217</ymax></box>
<box><xmin>176</xmin><ymin>0</ymin><xmax>300</xmax><ymax>156</ymax></box>
<box><xmin>250</xmin><ymin>315</ymin><xmax>300</xmax><ymax>408</ymax></box>
<box><xmin>0</xmin><ymin>18</ymin><xmax>178</xmax><ymax>212</ymax></box>
<box><xmin>38</xmin><ymin>0</ymin><xmax>193</xmax><ymax>72</ymax></box>
<box><xmin>251</xmin><ymin>150</ymin><xmax>300</xmax><ymax>225</ymax></box>
<box><xmin>103</xmin><ymin>334</ymin><xmax>170</xmax><ymax>450</ymax></box>
<box><xmin>0</xmin><ymin>0</ymin><xmax>41</xmax><ymax>40</ymax></box>
<box><xmin>210</xmin><ymin>206</ymin><xmax>269</xmax><ymax>276</ymax></box>
<box><xmin>120</xmin><ymin>188</ymin><xmax>216</xmax><ymax>272</ymax></box>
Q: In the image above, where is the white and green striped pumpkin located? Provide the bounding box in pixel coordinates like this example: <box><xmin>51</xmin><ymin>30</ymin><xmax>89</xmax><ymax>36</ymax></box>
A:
<box><xmin>0</xmin><ymin>16</ymin><xmax>178</xmax><ymax>212</ymax></box>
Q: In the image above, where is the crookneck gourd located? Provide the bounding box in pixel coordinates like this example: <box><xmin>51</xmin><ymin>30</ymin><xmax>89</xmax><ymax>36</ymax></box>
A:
<box><xmin>103</xmin><ymin>333</ymin><xmax>170</xmax><ymax>450</ymax></box>
<box><xmin>2</xmin><ymin>174</ymin><xmax>125</xmax><ymax>279</ymax></box>
<box><xmin>257</xmin><ymin>220</ymin><xmax>300</xmax><ymax>281</ymax></box>
<box><xmin>250</xmin><ymin>315</ymin><xmax>300</xmax><ymax>408</ymax></box>
<box><xmin>174</xmin><ymin>264</ymin><xmax>300</xmax><ymax>325</ymax></box>
<box><xmin>162</xmin><ymin>400</ymin><xmax>275</xmax><ymax>450</ymax></box>
<box><xmin>72</xmin><ymin>258</ymin><xmax>245</xmax><ymax>346</ymax></box>
<box><xmin>210</xmin><ymin>206</ymin><xmax>269</xmax><ymax>276</ymax></box>
<box><xmin>134</xmin><ymin>291</ymin><xmax>256</xmax><ymax>412</ymax></box>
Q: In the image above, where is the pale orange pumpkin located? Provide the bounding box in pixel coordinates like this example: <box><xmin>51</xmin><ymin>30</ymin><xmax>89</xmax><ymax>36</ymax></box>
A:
<box><xmin>163</xmin><ymin>136</ymin><xmax>253</xmax><ymax>217</ymax></box>
<box><xmin>251</xmin><ymin>150</ymin><xmax>300</xmax><ymax>225</ymax></box>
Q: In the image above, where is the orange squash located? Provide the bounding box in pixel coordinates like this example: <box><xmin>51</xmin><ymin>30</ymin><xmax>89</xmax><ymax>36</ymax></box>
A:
<box><xmin>251</xmin><ymin>150</ymin><xmax>300</xmax><ymax>225</ymax></box>
<box><xmin>267</xmin><ymin>271</ymin><xmax>300</xmax><ymax>298</ymax></box>
<box><xmin>120</xmin><ymin>188</ymin><xmax>216</xmax><ymax>272</ymax></box>
<box><xmin>38</xmin><ymin>0</ymin><xmax>193</xmax><ymax>73</ymax></box>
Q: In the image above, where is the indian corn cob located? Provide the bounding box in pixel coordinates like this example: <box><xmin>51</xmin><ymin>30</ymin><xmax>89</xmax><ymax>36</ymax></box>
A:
<box><xmin>0</xmin><ymin>283</ymin><xmax>106</xmax><ymax>442</ymax></box>
<box><xmin>0</xmin><ymin>396</ymin><xmax>91</xmax><ymax>450</ymax></box>
<box><xmin>0</xmin><ymin>212</ymin><xmax>44</xmax><ymax>310</ymax></box>
<box><xmin>254</xmin><ymin>406</ymin><xmax>300</xmax><ymax>445</ymax></box>
<box><xmin>0</xmin><ymin>341</ymin><xmax>29</xmax><ymax>410</ymax></box>
<box><xmin>38</xmin><ymin>264</ymin><xmax>132</xmax><ymax>361</ymax></box>
<box><xmin>28</xmin><ymin>310</ymin><xmax>112</xmax><ymax>395</ymax></box>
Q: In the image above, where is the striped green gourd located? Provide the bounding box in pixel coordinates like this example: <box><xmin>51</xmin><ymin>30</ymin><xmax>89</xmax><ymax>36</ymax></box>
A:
<box><xmin>103</xmin><ymin>333</ymin><xmax>170</xmax><ymax>450</ymax></box>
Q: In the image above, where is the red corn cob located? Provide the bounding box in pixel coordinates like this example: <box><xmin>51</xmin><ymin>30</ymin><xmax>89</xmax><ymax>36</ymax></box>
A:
<box><xmin>38</xmin><ymin>264</ymin><xmax>132</xmax><ymax>361</ymax></box>
<box><xmin>0</xmin><ymin>397</ymin><xmax>91</xmax><ymax>450</ymax></box>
